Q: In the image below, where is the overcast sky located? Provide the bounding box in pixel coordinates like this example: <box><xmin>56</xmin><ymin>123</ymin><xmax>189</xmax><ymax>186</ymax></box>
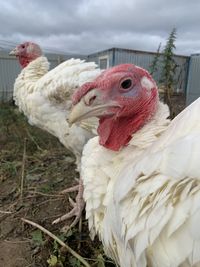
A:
<box><xmin>0</xmin><ymin>0</ymin><xmax>199</xmax><ymax>56</ymax></box>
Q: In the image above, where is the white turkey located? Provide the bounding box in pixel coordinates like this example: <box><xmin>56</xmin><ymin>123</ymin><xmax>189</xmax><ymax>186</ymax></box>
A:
<box><xmin>9</xmin><ymin>42</ymin><xmax>101</xmax><ymax>227</ymax></box>
<box><xmin>69</xmin><ymin>63</ymin><xmax>200</xmax><ymax>267</ymax></box>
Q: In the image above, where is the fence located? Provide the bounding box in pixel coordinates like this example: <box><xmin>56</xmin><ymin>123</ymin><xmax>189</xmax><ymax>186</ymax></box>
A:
<box><xmin>0</xmin><ymin>50</ymin><xmax>86</xmax><ymax>102</ymax></box>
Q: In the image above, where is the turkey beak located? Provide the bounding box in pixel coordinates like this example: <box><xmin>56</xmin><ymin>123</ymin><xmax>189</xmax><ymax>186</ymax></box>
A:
<box><xmin>68</xmin><ymin>99</ymin><xmax>90</xmax><ymax>125</ymax></box>
<box><xmin>9</xmin><ymin>47</ymin><xmax>18</xmax><ymax>56</ymax></box>
<box><xmin>69</xmin><ymin>89</ymin><xmax>119</xmax><ymax>125</ymax></box>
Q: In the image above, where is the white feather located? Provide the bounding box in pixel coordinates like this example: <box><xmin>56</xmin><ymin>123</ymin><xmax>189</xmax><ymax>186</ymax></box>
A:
<box><xmin>81</xmin><ymin>96</ymin><xmax>200</xmax><ymax>266</ymax></box>
<box><xmin>13</xmin><ymin>56</ymin><xmax>101</xmax><ymax>169</ymax></box>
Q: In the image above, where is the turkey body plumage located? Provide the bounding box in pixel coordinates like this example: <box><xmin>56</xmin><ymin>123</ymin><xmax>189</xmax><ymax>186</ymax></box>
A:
<box><xmin>69</xmin><ymin>64</ymin><xmax>200</xmax><ymax>267</ymax></box>
<box><xmin>13</xmin><ymin>55</ymin><xmax>100</xmax><ymax>169</ymax></box>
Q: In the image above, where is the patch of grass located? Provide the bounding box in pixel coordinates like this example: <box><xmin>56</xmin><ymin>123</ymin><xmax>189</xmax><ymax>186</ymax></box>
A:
<box><xmin>31</xmin><ymin>229</ymin><xmax>45</xmax><ymax>246</ymax></box>
<box><xmin>0</xmin><ymin>161</ymin><xmax>18</xmax><ymax>180</ymax></box>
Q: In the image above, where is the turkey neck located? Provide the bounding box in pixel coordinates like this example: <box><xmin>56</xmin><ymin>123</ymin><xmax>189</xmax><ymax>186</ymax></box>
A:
<box><xmin>18</xmin><ymin>56</ymin><xmax>34</xmax><ymax>68</ymax></box>
<box><xmin>97</xmin><ymin>101</ymin><xmax>159</xmax><ymax>152</ymax></box>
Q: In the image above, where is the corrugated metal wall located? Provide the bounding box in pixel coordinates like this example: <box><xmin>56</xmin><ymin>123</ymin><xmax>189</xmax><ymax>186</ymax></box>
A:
<box><xmin>88</xmin><ymin>48</ymin><xmax>189</xmax><ymax>93</ymax></box>
<box><xmin>114</xmin><ymin>49</ymin><xmax>153</xmax><ymax>67</ymax></box>
<box><xmin>186</xmin><ymin>54</ymin><xmax>200</xmax><ymax>105</ymax></box>
<box><xmin>0</xmin><ymin>51</ymin><xmax>21</xmax><ymax>102</ymax></box>
<box><xmin>0</xmin><ymin>51</ymin><xmax>86</xmax><ymax>102</ymax></box>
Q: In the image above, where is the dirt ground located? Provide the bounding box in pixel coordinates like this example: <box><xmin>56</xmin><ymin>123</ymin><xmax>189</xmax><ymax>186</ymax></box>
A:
<box><xmin>0</xmin><ymin>105</ymin><xmax>115</xmax><ymax>267</ymax></box>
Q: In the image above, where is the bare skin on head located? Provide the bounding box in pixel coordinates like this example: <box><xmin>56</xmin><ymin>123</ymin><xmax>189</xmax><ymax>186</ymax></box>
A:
<box><xmin>70</xmin><ymin>64</ymin><xmax>159</xmax><ymax>151</ymax></box>
<box><xmin>9</xmin><ymin>42</ymin><xmax>42</xmax><ymax>68</ymax></box>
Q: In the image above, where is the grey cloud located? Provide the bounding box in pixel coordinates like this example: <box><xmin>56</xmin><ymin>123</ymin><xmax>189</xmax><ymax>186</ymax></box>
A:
<box><xmin>0</xmin><ymin>0</ymin><xmax>199</xmax><ymax>55</ymax></box>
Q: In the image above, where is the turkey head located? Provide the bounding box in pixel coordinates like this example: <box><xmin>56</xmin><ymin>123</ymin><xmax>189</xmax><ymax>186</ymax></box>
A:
<box><xmin>69</xmin><ymin>64</ymin><xmax>159</xmax><ymax>151</ymax></box>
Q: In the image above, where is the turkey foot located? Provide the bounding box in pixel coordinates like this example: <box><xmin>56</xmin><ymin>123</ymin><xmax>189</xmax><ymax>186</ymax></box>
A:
<box><xmin>52</xmin><ymin>179</ymin><xmax>85</xmax><ymax>230</ymax></box>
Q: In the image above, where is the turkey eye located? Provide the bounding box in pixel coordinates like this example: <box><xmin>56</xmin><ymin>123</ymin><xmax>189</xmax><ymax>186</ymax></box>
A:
<box><xmin>120</xmin><ymin>79</ymin><xmax>132</xmax><ymax>90</ymax></box>
<box><xmin>21</xmin><ymin>45</ymin><xmax>25</xmax><ymax>49</ymax></box>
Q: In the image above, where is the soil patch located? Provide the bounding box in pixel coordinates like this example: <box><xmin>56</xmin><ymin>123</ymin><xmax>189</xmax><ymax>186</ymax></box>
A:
<box><xmin>0</xmin><ymin>105</ymin><xmax>114</xmax><ymax>267</ymax></box>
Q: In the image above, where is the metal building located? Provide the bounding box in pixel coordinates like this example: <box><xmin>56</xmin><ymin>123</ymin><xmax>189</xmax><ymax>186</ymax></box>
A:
<box><xmin>0</xmin><ymin>47</ymin><xmax>194</xmax><ymax>103</ymax></box>
<box><xmin>0</xmin><ymin>50</ymin><xmax>86</xmax><ymax>102</ymax></box>
<box><xmin>186</xmin><ymin>54</ymin><xmax>200</xmax><ymax>105</ymax></box>
<box><xmin>87</xmin><ymin>47</ymin><xmax>189</xmax><ymax>93</ymax></box>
